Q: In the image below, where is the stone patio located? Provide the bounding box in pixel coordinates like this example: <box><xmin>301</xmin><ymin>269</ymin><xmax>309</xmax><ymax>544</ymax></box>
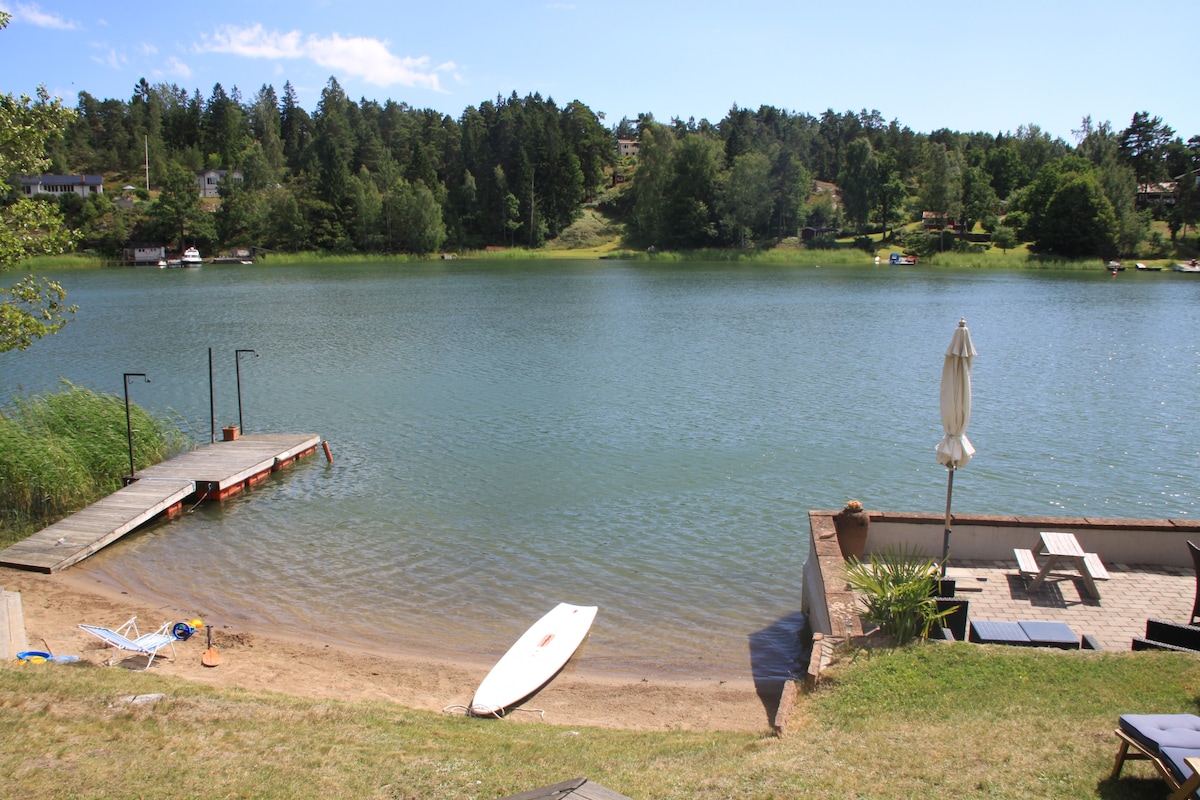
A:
<box><xmin>944</xmin><ymin>560</ymin><xmax>1194</xmax><ymax>651</ymax></box>
<box><xmin>802</xmin><ymin>510</ymin><xmax>1200</xmax><ymax>669</ymax></box>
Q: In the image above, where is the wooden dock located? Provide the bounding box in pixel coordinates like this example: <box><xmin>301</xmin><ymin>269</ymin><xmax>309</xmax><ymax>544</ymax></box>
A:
<box><xmin>0</xmin><ymin>433</ymin><xmax>321</xmax><ymax>573</ymax></box>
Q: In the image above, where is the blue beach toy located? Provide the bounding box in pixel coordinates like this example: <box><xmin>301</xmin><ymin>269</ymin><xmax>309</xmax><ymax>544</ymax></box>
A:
<box><xmin>172</xmin><ymin>622</ymin><xmax>196</xmax><ymax>640</ymax></box>
<box><xmin>15</xmin><ymin>650</ymin><xmax>78</xmax><ymax>664</ymax></box>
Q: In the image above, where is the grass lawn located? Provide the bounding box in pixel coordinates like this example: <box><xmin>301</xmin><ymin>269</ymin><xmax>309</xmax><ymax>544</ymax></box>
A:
<box><xmin>3</xmin><ymin>644</ymin><xmax>1197</xmax><ymax>799</ymax></box>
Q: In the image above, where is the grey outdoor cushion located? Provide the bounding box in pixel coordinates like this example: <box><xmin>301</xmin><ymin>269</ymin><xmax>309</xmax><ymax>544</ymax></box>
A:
<box><xmin>1119</xmin><ymin>714</ymin><xmax>1200</xmax><ymax>753</ymax></box>
<box><xmin>1159</xmin><ymin>746</ymin><xmax>1200</xmax><ymax>789</ymax></box>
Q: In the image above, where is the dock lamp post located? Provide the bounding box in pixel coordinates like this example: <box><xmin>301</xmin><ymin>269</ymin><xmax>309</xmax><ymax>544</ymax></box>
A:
<box><xmin>123</xmin><ymin>373</ymin><xmax>150</xmax><ymax>484</ymax></box>
<box><xmin>235</xmin><ymin>349</ymin><xmax>258</xmax><ymax>434</ymax></box>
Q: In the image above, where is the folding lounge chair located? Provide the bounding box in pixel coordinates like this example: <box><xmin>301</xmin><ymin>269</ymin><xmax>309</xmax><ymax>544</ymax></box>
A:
<box><xmin>1112</xmin><ymin>714</ymin><xmax>1200</xmax><ymax>800</ymax></box>
<box><xmin>79</xmin><ymin>616</ymin><xmax>178</xmax><ymax>669</ymax></box>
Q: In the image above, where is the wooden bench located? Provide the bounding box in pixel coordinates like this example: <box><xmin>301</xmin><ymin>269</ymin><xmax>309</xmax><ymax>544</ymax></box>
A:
<box><xmin>1083</xmin><ymin>552</ymin><xmax>1110</xmax><ymax>580</ymax></box>
<box><xmin>1014</xmin><ymin>548</ymin><xmax>1040</xmax><ymax>575</ymax></box>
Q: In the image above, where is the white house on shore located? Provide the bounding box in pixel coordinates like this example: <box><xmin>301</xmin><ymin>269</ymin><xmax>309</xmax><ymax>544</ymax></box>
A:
<box><xmin>120</xmin><ymin>243</ymin><xmax>167</xmax><ymax>266</ymax></box>
<box><xmin>19</xmin><ymin>174</ymin><xmax>104</xmax><ymax>198</ymax></box>
<box><xmin>196</xmin><ymin>169</ymin><xmax>243</xmax><ymax>198</ymax></box>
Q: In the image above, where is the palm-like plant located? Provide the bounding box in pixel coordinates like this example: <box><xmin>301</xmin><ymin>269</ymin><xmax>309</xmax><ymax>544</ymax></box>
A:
<box><xmin>843</xmin><ymin>544</ymin><xmax>953</xmax><ymax>646</ymax></box>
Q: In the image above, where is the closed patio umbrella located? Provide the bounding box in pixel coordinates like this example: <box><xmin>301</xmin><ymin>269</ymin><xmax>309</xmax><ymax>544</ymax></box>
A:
<box><xmin>936</xmin><ymin>318</ymin><xmax>977</xmax><ymax>575</ymax></box>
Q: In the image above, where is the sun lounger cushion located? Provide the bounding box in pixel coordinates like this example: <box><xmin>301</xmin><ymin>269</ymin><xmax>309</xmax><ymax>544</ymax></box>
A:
<box><xmin>968</xmin><ymin>620</ymin><xmax>1030</xmax><ymax>645</ymax></box>
<box><xmin>1118</xmin><ymin>714</ymin><xmax>1200</xmax><ymax>753</ymax></box>
<box><xmin>1160</xmin><ymin>746</ymin><xmax>1200</xmax><ymax>787</ymax></box>
<box><xmin>1018</xmin><ymin>620</ymin><xmax>1078</xmax><ymax>649</ymax></box>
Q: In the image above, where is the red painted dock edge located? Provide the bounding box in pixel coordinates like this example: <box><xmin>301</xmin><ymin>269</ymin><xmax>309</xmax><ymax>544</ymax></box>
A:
<box><xmin>193</xmin><ymin>443</ymin><xmax>320</xmax><ymax>501</ymax></box>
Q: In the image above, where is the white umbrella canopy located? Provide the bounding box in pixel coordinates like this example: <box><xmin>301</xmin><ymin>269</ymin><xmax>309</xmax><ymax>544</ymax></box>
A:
<box><xmin>937</xmin><ymin>318</ymin><xmax>977</xmax><ymax>571</ymax></box>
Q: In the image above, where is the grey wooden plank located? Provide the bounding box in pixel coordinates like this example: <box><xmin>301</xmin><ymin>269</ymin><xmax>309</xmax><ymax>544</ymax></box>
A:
<box><xmin>0</xmin><ymin>479</ymin><xmax>194</xmax><ymax>572</ymax></box>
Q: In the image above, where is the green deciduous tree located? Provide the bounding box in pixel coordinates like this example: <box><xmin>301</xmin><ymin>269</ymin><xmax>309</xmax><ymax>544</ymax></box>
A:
<box><xmin>983</xmin><ymin>145</ymin><xmax>1028</xmax><ymax>201</ymax></box>
<box><xmin>390</xmin><ymin>180</ymin><xmax>446</xmax><ymax>253</ymax></box>
<box><xmin>991</xmin><ymin>225</ymin><xmax>1018</xmax><ymax>253</ymax></box>
<box><xmin>661</xmin><ymin>133</ymin><xmax>723</xmax><ymax>248</ymax></box>
<box><xmin>628</xmin><ymin>122</ymin><xmax>675</xmax><ymax>246</ymax></box>
<box><xmin>149</xmin><ymin>161</ymin><xmax>204</xmax><ymax>247</ymax></box>
<box><xmin>838</xmin><ymin>137</ymin><xmax>877</xmax><ymax>234</ymax></box>
<box><xmin>959</xmin><ymin>165</ymin><xmax>998</xmax><ymax>233</ymax></box>
<box><xmin>1037</xmin><ymin>172</ymin><xmax>1119</xmax><ymax>258</ymax></box>
<box><xmin>719</xmin><ymin>150</ymin><xmax>772</xmax><ymax>246</ymax></box>
<box><xmin>0</xmin><ymin>11</ymin><xmax>78</xmax><ymax>353</ymax></box>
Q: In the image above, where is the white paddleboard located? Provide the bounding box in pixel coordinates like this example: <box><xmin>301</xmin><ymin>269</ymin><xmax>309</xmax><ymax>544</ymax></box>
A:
<box><xmin>469</xmin><ymin>602</ymin><xmax>598</xmax><ymax>717</ymax></box>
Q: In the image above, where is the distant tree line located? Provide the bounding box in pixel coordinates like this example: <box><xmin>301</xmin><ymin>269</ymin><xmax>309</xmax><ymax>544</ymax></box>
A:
<box><xmin>46</xmin><ymin>77</ymin><xmax>612</xmax><ymax>257</ymax></box>
<box><xmin>22</xmin><ymin>75</ymin><xmax>1200</xmax><ymax>259</ymax></box>
<box><xmin>619</xmin><ymin>108</ymin><xmax>1198</xmax><ymax>259</ymax></box>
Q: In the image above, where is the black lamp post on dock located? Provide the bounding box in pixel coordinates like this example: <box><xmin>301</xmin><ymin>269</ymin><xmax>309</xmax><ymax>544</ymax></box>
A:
<box><xmin>123</xmin><ymin>372</ymin><xmax>150</xmax><ymax>484</ymax></box>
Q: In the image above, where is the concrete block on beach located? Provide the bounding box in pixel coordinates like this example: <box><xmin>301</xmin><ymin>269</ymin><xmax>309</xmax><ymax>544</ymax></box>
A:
<box><xmin>1</xmin><ymin>588</ymin><xmax>29</xmax><ymax>659</ymax></box>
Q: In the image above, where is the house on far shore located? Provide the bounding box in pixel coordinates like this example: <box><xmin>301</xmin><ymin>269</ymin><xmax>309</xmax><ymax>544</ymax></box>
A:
<box><xmin>196</xmin><ymin>169</ymin><xmax>243</xmax><ymax>198</ymax></box>
<box><xmin>800</xmin><ymin>225</ymin><xmax>837</xmax><ymax>241</ymax></box>
<box><xmin>616</xmin><ymin>139</ymin><xmax>639</xmax><ymax>158</ymax></box>
<box><xmin>19</xmin><ymin>174</ymin><xmax>104</xmax><ymax>198</ymax></box>
<box><xmin>922</xmin><ymin>211</ymin><xmax>962</xmax><ymax>232</ymax></box>
<box><xmin>1137</xmin><ymin>181</ymin><xmax>1177</xmax><ymax>208</ymax></box>
<box><xmin>121</xmin><ymin>242</ymin><xmax>166</xmax><ymax>267</ymax></box>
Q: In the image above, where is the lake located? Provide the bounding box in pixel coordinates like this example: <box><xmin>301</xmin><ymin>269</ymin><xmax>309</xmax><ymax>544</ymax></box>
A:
<box><xmin>2</xmin><ymin>259</ymin><xmax>1197</xmax><ymax>681</ymax></box>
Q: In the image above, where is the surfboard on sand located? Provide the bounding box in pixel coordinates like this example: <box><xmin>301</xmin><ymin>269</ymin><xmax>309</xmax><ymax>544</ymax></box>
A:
<box><xmin>469</xmin><ymin>602</ymin><xmax>598</xmax><ymax>717</ymax></box>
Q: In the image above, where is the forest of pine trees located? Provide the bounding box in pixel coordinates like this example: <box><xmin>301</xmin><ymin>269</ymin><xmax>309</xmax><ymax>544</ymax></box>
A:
<box><xmin>25</xmin><ymin>75</ymin><xmax>1200</xmax><ymax>260</ymax></box>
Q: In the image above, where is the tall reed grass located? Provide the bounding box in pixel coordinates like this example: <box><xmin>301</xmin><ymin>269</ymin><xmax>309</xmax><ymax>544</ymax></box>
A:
<box><xmin>17</xmin><ymin>253</ymin><xmax>111</xmax><ymax>270</ymax></box>
<box><xmin>0</xmin><ymin>382</ymin><xmax>187</xmax><ymax>545</ymax></box>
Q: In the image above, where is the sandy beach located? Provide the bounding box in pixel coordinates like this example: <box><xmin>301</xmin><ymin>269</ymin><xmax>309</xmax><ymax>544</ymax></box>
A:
<box><xmin>2</xmin><ymin>565</ymin><xmax>780</xmax><ymax>733</ymax></box>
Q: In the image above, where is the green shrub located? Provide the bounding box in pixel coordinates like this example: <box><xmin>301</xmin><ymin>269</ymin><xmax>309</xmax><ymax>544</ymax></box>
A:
<box><xmin>843</xmin><ymin>544</ymin><xmax>951</xmax><ymax>645</ymax></box>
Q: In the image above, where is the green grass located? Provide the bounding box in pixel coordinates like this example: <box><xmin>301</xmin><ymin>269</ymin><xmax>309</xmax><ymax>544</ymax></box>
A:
<box><xmin>2</xmin><ymin>644</ymin><xmax>1197</xmax><ymax>798</ymax></box>
<box><xmin>16</xmin><ymin>253</ymin><xmax>109</xmax><ymax>269</ymax></box>
<box><xmin>0</xmin><ymin>383</ymin><xmax>187</xmax><ymax>546</ymax></box>
<box><xmin>251</xmin><ymin>251</ymin><xmax>434</xmax><ymax>265</ymax></box>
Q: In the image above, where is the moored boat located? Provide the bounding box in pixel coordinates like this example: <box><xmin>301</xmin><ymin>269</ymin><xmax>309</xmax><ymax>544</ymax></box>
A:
<box><xmin>180</xmin><ymin>247</ymin><xmax>203</xmax><ymax>267</ymax></box>
<box><xmin>1173</xmin><ymin>260</ymin><xmax>1200</xmax><ymax>273</ymax></box>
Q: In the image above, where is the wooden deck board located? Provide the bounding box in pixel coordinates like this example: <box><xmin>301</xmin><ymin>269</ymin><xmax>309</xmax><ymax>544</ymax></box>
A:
<box><xmin>0</xmin><ymin>434</ymin><xmax>319</xmax><ymax>573</ymax></box>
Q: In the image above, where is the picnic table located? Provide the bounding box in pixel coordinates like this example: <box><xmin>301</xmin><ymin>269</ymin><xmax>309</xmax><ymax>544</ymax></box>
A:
<box><xmin>1015</xmin><ymin>531</ymin><xmax>1108</xmax><ymax>600</ymax></box>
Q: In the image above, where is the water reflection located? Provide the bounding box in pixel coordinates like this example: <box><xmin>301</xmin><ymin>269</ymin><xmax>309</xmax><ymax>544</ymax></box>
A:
<box><xmin>3</xmin><ymin>261</ymin><xmax>1197</xmax><ymax>678</ymax></box>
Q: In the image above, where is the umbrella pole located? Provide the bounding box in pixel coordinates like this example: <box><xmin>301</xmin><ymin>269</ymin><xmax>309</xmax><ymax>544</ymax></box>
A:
<box><xmin>941</xmin><ymin>466</ymin><xmax>955</xmax><ymax>577</ymax></box>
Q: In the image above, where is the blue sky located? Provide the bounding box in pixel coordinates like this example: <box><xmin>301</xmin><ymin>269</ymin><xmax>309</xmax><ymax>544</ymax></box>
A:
<box><xmin>2</xmin><ymin>0</ymin><xmax>1196</xmax><ymax>143</ymax></box>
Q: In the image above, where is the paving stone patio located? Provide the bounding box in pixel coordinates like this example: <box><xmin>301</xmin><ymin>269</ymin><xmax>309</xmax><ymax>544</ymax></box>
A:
<box><xmin>945</xmin><ymin>560</ymin><xmax>1195</xmax><ymax>651</ymax></box>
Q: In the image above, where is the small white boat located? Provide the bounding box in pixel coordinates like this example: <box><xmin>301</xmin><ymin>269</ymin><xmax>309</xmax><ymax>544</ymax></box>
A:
<box><xmin>180</xmin><ymin>247</ymin><xmax>203</xmax><ymax>267</ymax></box>
<box><xmin>469</xmin><ymin>602</ymin><xmax>597</xmax><ymax>717</ymax></box>
<box><xmin>1174</xmin><ymin>261</ymin><xmax>1200</xmax><ymax>273</ymax></box>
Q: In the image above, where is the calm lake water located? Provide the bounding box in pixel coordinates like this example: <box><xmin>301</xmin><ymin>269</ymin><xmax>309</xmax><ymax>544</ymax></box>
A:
<box><xmin>2</xmin><ymin>260</ymin><xmax>1198</xmax><ymax>681</ymax></box>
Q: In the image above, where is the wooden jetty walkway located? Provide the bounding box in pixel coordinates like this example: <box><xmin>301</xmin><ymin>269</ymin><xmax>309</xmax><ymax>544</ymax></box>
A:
<box><xmin>0</xmin><ymin>433</ymin><xmax>321</xmax><ymax>573</ymax></box>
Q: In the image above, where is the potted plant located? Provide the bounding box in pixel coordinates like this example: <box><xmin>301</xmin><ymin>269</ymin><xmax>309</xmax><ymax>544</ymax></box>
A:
<box><xmin>833</xmin><ymin>499</ymin><xmax>869</xmax><ymax>560</ymax></box>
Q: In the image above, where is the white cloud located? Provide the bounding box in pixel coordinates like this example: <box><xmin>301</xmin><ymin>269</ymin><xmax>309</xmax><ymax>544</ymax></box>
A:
<box><xmin>162</xmin><ymin>56</ymin><xmax>192</xmax><ymax>80</ymax></box>
<box><xmin>138</xmin><ymin>42</ymin><xmax>158</xmax><ymax>56</ymax></box>
<box><xmin>4</xmin><ymin>2</ymin><xmax>80</xmax><ymax>29</ymax></box>
<box><xmin>199</xmin><ymin>23</ymin><xmax>446</xmax><ymax>91</ymax></box>
<box><xmin>90</xmin><ymin>46</ymin><xmax>126</xmax><ymax>71</ymax></box>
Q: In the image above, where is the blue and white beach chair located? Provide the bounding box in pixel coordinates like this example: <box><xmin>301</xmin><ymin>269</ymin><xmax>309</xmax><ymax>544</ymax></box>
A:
<box><xmin>79</xmin><ymin>616</ymin><xmax>179</xmax><ymax>669</ymax></box>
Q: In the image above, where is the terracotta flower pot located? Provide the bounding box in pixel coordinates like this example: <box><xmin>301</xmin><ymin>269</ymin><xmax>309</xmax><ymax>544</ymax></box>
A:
<box><xmin>833</xmin><ymin>510</ymin><xmax>869</xmax><ymax>560</ymax></box>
